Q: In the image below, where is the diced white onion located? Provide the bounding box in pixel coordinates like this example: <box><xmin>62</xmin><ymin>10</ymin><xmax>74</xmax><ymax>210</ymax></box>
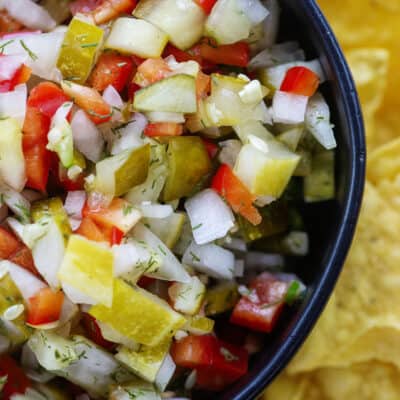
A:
<box><xmin>1</xmin><ymin>0</ymin><xmax>56</xmax><ymax>31</ymax></box>
<box><xmin>244</xmin><ymin>251</ymin><xmax>284</xmax><ymax>270</ymax></box>
<box><xmin>234</xmin><ymin>259</ymin><xmax>245</xmax><ymax>277</ymax></box>
<box><xmin>1</xmin><ymin>186</ymin><xmax>31</xmax><ymax>223</ymax></box>
<box><xmin>0</xmin><ymin>30</ymin><xmax>66</xmax><ymax>80</ymax></box>
<box><xmin>155</xmin><ymin>354</ymin><xmax>176</xmax><ymax>392</ymax></box>
<box><xmin>283</xmin><ymin>231</ymin><xmax>309</xmax><ymax>256</ymax></box>
<box><xmin>184</xmin><ymin>370</ymin><xmax>197</xmax><ymax>391</ymax></box>
<box><xmin>146</xmin><ymin>111</ymin><xmax>185</xmax><ymax>123</ymax></box>
<box><xmin>237</xmin><ymin>0</ymin><xmax>269</xmax><ymax>25</ymax></box>
<box><xmin>185</xmin><ymin>189</ymin><xmax>235</xmax><ymax>245</ymax></box>
<box><xmin>0</xmin><ymin>84</ymin><xmax>27</xmax><ymax>128</ymax></box>
<box><xmin>305</xmin><ymin>92</ymin><xmax>336</xmax><ymax>149</ymax></box>
<box><xmin>182</xmin><ymin>241</ymin><xmax>235</xmax><ymax>280</ymax></box>
<box><xmin>0</xmin><ymin>54</ymin><xmax>26</xmax><ymax>81</ymax></box>
<box><xmin>103</xmin><ymin>85</ymin><xmax>124</xmax><ymax>121</ymax></box>
<box><xmin>21</xmin><ymin>343</ymin><xmax>55</xmax><ymax>383</ymax></box>
<box><xmin>62</xmin><ymin>283</ymin><xmax>98</xmax><ymax>306</ymax></box>
<box><xmin>218</xmin><ymin>139</ymin><xmax>242</xmax><ymax>169</ymax></box>
<box><xmin>71</xmin><ymin>109</ymin><xmax>104</xmax><ymax>162</ymax></box>
<box><xmin>272</xmin><ymin>91</ymin><xmax>308</xmax><ymax>124</ymax></box>
<box><xmin>59</xmin><ymin>296</ymin><xmax>79</xmax><ymax>326</ymax></box>
<box><xmin>138</xmin><ymin>203</ymin><xmax>173</xmax><ymax>219</ymax></box>
<box><xmin>222</xmin><ymin>236</ymin><xmax>247</xmax><ymax>252</ymax></box>
<box><xmin>6</xmin><ymin>260</ymin><xmax>46</xmax><ymax>300</ymax></box>
<box><xmin>249</xmin><ymin>41</ymin><xmax>305</xmax><ymax>70</ymax></box>
<box><xmin>64</xmin><ymin>191</ymin><xmax>86</xmax><ymax>220</ymax></box>
<box><xmin>110</xmin><ymin>113</ymin><xmax>147</xmax><ymax>155</ymax></box>
<box><xmin>261</xmin><ymin>0</ymin><xmax>280</xmax><ymax>47</ymax></box>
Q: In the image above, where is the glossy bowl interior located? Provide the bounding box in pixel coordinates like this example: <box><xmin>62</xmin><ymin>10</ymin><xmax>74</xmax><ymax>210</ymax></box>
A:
<box><xmin>216</xmin><ymin>1</ymin><xmax>365</xmax><ymax>399</ymax></box>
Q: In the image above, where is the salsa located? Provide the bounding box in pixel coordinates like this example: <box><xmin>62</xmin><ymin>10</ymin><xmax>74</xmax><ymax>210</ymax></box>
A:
<box><xmin>0</xmin><ymin>0</ymin><xmax>335</xmax><ymax>398</ymax></box>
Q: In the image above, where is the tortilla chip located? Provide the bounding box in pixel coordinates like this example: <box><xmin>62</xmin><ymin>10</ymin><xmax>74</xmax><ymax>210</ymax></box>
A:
<box><xmin>286</xmin><ymin>182</ymin><xmax>400</xmax><ymax>374</ymax></box>
<box><xmin>368</xmin><ymin>137</ymin><xmax>400</xmax><ymax>183</ymax></box>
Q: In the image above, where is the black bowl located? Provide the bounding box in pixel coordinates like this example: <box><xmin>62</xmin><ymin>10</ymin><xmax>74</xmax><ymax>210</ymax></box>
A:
<box><xmin>218</xmin><ymin>1</ymin><xmax>365</xmax><ymax>399</ymax></box>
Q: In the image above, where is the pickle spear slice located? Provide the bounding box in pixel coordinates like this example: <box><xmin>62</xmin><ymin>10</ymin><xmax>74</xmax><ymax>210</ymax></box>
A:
<box><xmin>96</xmin><ymin>144</ymin><xmax>150</xmax><ymax>197</ymax></box>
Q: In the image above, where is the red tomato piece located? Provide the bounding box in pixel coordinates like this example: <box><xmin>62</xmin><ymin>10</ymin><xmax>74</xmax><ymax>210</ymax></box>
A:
<box><xmin>198</xmin><ymin>41</ymin><xmax>250</xmax><ymax>67</ymax></box>
<box><xmin>202</xmin><ymin>139</ymin><xmax>218</xmax><ymax>159</ymax></box>
<box><xmin>134</xmin><ymin>58</ymin><xmax>171</xmax><ymax>87</ymax></box>
<box><xmin>61</xmin><ymin>81</ymin><xmax>112</xmax><ymax>124</ymax></box>
<box><xmin>137</xmin><ymin>276</ymin><xmax>156</xmax><ymax>288</ymax></box>
<box><xmin>81</xmin><ymin>313</ymin><xmax>115</xmax><ymax>350</ymax></box>
<box><xmin>28</xmin><ymin>82</ymin><xmax>70</xmax><ymax>118</ymax></box>
<box><xmin>89</xmin><ymin>53</ymin><xmax>134</xmax><ymax>92</ymax></box>
<box><xmin>171</xmin><ymin>334</ymin><xmax>248</xmax><ymax>391</ymax></box>
<box><xmin>110</xmin><ymin>226</ymin><xmax>124</xmax><ymax>245</ymax></box>
<box><xmin>0</xmin><ymin>355</ymin><xmax>31</xmax><ymax>400</ymax></box>
<box><xmin>9</xmin><ymin>245</ymin><xmax>38</xmax><ymax>277</ymax></box>
<box><xmin>196</xmin><ymin>70</ymin><xmax>211</xmax><ymax>99</ymax></box>
<box><xmin>76</xmin><ymin>217</ymin><xmax>108</xmax><ymax>242</ymax></box>
<box><xmin>280</xmin><ymin>66</ymin><xmax>320</xmax><ymax>97</ymax></box>
<box><xmin>193</xmin><ymin>0</ymin><xmax>217</xmax><ymax>14</ymax></box>
<box><xmin>230</xmin><ymin>272</ymin><xmax>289</xmax><ymax>333</ymax></box>
<box><xmin>0</xmin><ymin>227</ymin><xmax>20</xmax><ymax>259</ymax></box>
<box><xmin>144</xmin><ymin>122</ymin><xmax>183</xmax><ymax>137</ymax></box>
<box><xmin>127</xmin><ymin>82</ymin><xmax>141</xmax><ymax>102</ymax></box>
<box><xmin>27</xmin><ymin>287</ymin><xmax>64</xmax><ymax>326</ymax></box>
<box><xmin>211</xmin><ymin>164</ymin><xmax>262</xmax><ymax>225</ymax></box>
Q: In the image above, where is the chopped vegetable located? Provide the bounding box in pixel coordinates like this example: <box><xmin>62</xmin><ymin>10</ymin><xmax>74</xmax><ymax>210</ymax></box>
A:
<box><xmin>280</xmin><ymin>66</ymin><xmax>320</xmax><ymax>97</ymax></box>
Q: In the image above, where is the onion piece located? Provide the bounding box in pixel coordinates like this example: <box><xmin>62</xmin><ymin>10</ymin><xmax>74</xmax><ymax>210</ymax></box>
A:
<box><xmin>138</xmin><ymin>203</ymin><xmax>173</xmax><ymax>219</ymax></box>
<box><xmin>71</xmin><ymin>110</ymin><xmax>104</xmax><ymax>162</ymax></box>
<box><xmin>5</xmin><ymin>261</ymin><xmax>46</xmax><ymax>300</ymax></box>
<box><xmin>1</xmin><ymin>186</ymin><xmax>31</xmax><ymax>224</ymax></box>
<box><xmin>64</xmin><ymin>191</ymin><xmax>86</xmax><ymax>231</ymax></box>
<box><xmin>110</xmin><ymin>113</ymin><xmax>147</xmax><ymax>155</ymax></box>
<box><xmin>0</xmin><ymin>84</ymin><xmax>27</xmax><ymax>129</ymax></box>
<box><xmin>1</xmin><ymin>0</ymin><xmax>56</xmax><ymax>31</ymax></box>
<box><xmin>244</xmin><ymin>251</ymin><xmax>284</xmax><ymax>271</ymax></box>
<box><xmin>103</xmin><ymin>85</ymin><xmax>124</xmax><ymax>122</ymax></box>
<box><xmin>272</xmin><ymin>90</ymin><xmax>308</xmax><ymax>124</ymax></box>
<box><xmin>146</xmin><ymin>111</ymin><xmax>185</xmax><ymax>123</ymax></box>
<box><xmin>184</xmin><ymin>189</ymin><xmax>235</xmax><ymax>245</ymax></box>
<box><xmin>155</xmin><ymin>354</ymin><xmax>176</xmax><ymax>392</ymax></box>
<box><xmin>182</xmin><ymin>242</ymin><xmax>235</xmax><ymax>280</ymax></box>
<box><xmin>249</xmin><ymin>41</ymin><xmax>305</xmax><ymax>71</ymax></box>
<box><xmin>62</xmin><ymin>282</ymin><xmax>98</xmax><ymax>306</ymax></box>
<box><xmin>0</xmin><ymin>30</ymin><xmax>66</xmax><ymax>81</ymax></box>
<box><xmin>0</xmin><ymin>54</ymin><xmax>27</xmax><ymax>81</ymax></box>
<box><xmin>257</xmin><ymin>0</ymin><xmax>280</xmax><ymax>49</ymax></box>
<box><xmin>234</xmin><ymin>259</ymin><xmax>245</xmax><ymax>277</ymax></box>
<box><xmin>236</xmin><ymin>0</ymin><xmax>269</xmax><ymax>25</ymax></box>
<box><xmin>218</xmin><ymin>140</ymin><xmax>242</xmax><ymax>169</ymax></box>
<box><xmin>305</xmin><ymin>92</ymin><xmax>336</xmax><ymax>150</ymax></box>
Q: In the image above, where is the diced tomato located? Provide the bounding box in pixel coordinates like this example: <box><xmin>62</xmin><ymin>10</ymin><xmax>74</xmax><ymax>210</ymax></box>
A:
<box><xmin>0</xmin><ymin>10</ymin><xmax>24</xmax><ymax>34</ymax></box>
<box><xmin>193</xmin><ymin>0</ymin><xmax>217</xmax><ymax>14</ymax></box>
<box><xmin>26</xmin><ymin>287</ymin><xmax>64</xmax><ymax>326</ymax></box>
<box><xmin>0</xmin><ymin>227</ymin><xmax>20</xmax><ymax>259</ymax></box>
<box><xmin>202</xmin><ymin>139</ymin><xmax>218</xmax><ymax>159</ymax></box>
<box><xmin>111</xmin><ymin>226</ymin><xmax>124</xmax><ymax>245</ymax></box>
<box><xmin>61</xmin><ymin>81</ymin><xmax>112</xmax><ymax>124</ymax></box>
<box><xmin>28</xmin><ymin>82</ymin><xmax>70</xmax><ymax>119</ymax></box>
<box><xmin>280</xmin><ymin>66</ymin><xmax>320</xmax><ymax>97</ymax></box>
<box><xmin>58</xmin><ymin>164</ymin><xmax>85</xmax><ymax>191</ymax></box>
<box><xmin>83</xmin><ymin>197</ymin><xmax>136</xmax><ymax>234</ymax></box>
<box><xmin>171</xmin><ymin>334</ymin><xmax>248</xmax><ymax>391</ymax></box>
<box><xmin>71</xmin><ymin>0</ymin><xmax>137</xmax><ymax>24</ymax></box>
<box><xmin>196</xmin><ymin>70</ymin><xmax>211</xmax><ymax>99</ymax></box>
<box><xmin>0</xmin><ymin>355</ymin><xmax>31</xmax><ymax>400</ymax></box>
<box><xmin>89</xmin><ymin>53</ymin><xmax>134</xmax><ymax>93</ymax></box>
<box><xmin>230</xmin><ymin>272</ymin><xmax>289</xmax><ymax>333</ymax></box>
<box><xmin>127</xmin><ymin>82</ymin><xmax>141</xmax><ymax>102</ymax></box>
<box><xmin>211</xmin><ymin>164</ymin><xmax>262</xmax><ymax>225</ymax></box>
<box><xmin>198</xmin><ymin>41</ymin><xmax>250</xmax><ymax>67</ymax></box>
<box><xmin>131</xmin><ymin>55</ymin><xmax>145</xmax><ymax>67</ymax></box>
<box><xmin>144</xmin><ymin>122</ymin><xmax>183</xmax><ymax>137</ymax></box>
<box><xmin>134</xmin><ymin>58</ymin><xmax>171</xmax><ymax>87</ymax></box>
<box><xmin>76</xmin><ymin>217</ymin><xmax>108</xmax><ymax>242</ymax></box>
<box><xmin>81</xmin><ymin>313</ymin><xmax>115</xmax><ymax>350</ymax></box>
<box><xmin>0</xmin><ymin>61</ymin><xmax>32</xmax><ymax>93</ymax></box>
<box><xmin>22</xmin><ymin>107</ymin><xmax>51</xmax><ymax>191</ymax></box>
<box><xmin>137</xmin><ymin>276</ymin><xmax>156</xmax><ymax>288</ymax></box>
<box><xmin>9</xmin><ymin>246</ymin><xmax>38</xmax><ymax>277</ymax></box>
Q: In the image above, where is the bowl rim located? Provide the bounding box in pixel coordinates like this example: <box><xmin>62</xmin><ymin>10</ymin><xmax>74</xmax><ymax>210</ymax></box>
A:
<box><xmin>222</xmin><ymin>1</ymin><xmax>366</xmax><ymax>399</ymax></box>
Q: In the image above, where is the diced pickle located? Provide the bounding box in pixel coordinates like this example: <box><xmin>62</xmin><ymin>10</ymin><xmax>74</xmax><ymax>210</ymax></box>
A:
<box><xmin>116</xmin><ymin>339</ymin><xmax>171</xmax><ymax>382</ymax></box>
<box><xmin>253</xmin><ymin>231</ymin><xmax>309</xmax><ymax>256</ymax></box>
<box><xmin>204</xmin><ymin>282</ymin><xmax>239</xmax><ymax>316</ymax></box>
<box><xmin>0</xmin><ymin>273</ymin><xmax>23</xmax><ymax>315</ymax></box>
<box><xmin>89</xmin><ymin>279</ymin><xmax>186</xmax><ymax>347</ymax></box>
<box><xmin>162</xmin><ymin>137</ymin><xmax>211</xmax><ymax>202</ymax></box>
<box><xmin>96</xmin><ymin>144</ymin><xmax>151</xmax><ymax>197</ymax></box>
<box><xmin>294</xmin><ymin>149</ymin><xmax>312</xmax><ymax>177</ymax></box>
<box><xmin>57</xmin><ymin>17</ymin><xmax>104</xmax><ymax>84</ymax></box>
<box><xmin>184</xmin><ymin>315</ymin><xmax>215</xmax><ymax>335</ymax></box>
<box><xmin>304</xmin><ymin>150</ymin><xmax>335</xmax><ymax>202</ymax></box>
<box><xmin>238</xmin><ymin>200</ymin><xmax>288</xmax><ymax>242</ymax></box>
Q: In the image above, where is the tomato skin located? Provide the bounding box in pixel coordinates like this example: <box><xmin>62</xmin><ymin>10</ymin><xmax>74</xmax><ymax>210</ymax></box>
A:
<box><xmin>27</xmin><ymin>288</ymin><xmax>64</xmax><ymax>326</ymax></box>
<box><xmin>0</xmin><ymin>10</ymin><xmax>24</xmax><ymax>34</ymax></box>
<box><xmin>9</xmin><ymin>245</ymin><xmax>38</xmax><ymax>277</ymax></box>
<box><xmin>171</xmin><ymin>334</ymin><xmax>248</xmax><ymax>391</ymax></box>
<box><xmin>134</xmin><ymin>58</ymin><xmax>171</xmax><ymax>87</ymax></box>
<box><xmin>89</xmin><ymin>53</ymin><xmax>134</xmax><ymax>93</ymax></box>
<box><xmin>137</xmin><ymin>276</ymin><xmax>156</xmax><ymax>288</ymax></box>
<box><xmin>144</xmin><ymin>122</ymin><xmax>183</xmax><ymax>137</ymax></box>
<box><xmin>0</xmin><ymin>63</ymin><xmax>32</xmax><ymax>93</ymax></box>
<box><xmin>111</xmin><ymin>226</ymin><xmax>124</xmax><ymax>245</ymax></box>
<box><xmin>230</xmin><ymin>272</ymin><xmax>289</xmax><ymax>333</ymax></box>
<box><xmin>211</xmin><ymin>164</ymin><xmax>262</xmax><ymax>225</ymax></box>
<box><xmin>198</xmin><ymin>41</ymin><xmax>250</xmax><ymax>67</ymax></box>
<box><xmin>28</xmin><ymin>82</ymin><xmax>70</xmax><ymax>119</ymax></box>
<box><xmin>193</xmin><ymin>0</ymin><xmax>217</xmax><ymax>14</ymax></box>
<box><xmin>76</xmin><ymin>217</ymin><xmax>108</xmax><ymax>242</ymax></box>
<box><xmin>196</xmin><ymin>70</ymin><xmax>211</xmax><ymax>99</ymax></box>
<box><xmin>0</xmin><ymin>355</ymin><xmax>31</xmax><ymax>399</ymax></box>
<box><xmin>202</xmin><ymin>139</ymin><xmax>218</xmax><ymax>159</ymax></box>
<box><xmin>0</xmin><ymin>227</ymin><xmax>20</xmax><ymax>259</ymax></box>
<box><xmin>280</xmin><ymin>66</ymin><xmax>320</xmax><ymax>97</ymax></box>
<box><xmin>81</xmin><ymin>313</ymin><xmax>115</xmax><ymax>350</ymax></box>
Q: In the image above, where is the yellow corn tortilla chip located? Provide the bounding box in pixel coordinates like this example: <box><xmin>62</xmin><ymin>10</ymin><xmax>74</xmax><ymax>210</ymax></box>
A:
<box><xmin>286</xmin><ymin>182</ymin><xmax>400</xmax><ymax>374</ymax></box>
<box><xmin>368</xmin><ymin>137</ymin><xmax>400</xmax><ymax>183</ymax></box>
